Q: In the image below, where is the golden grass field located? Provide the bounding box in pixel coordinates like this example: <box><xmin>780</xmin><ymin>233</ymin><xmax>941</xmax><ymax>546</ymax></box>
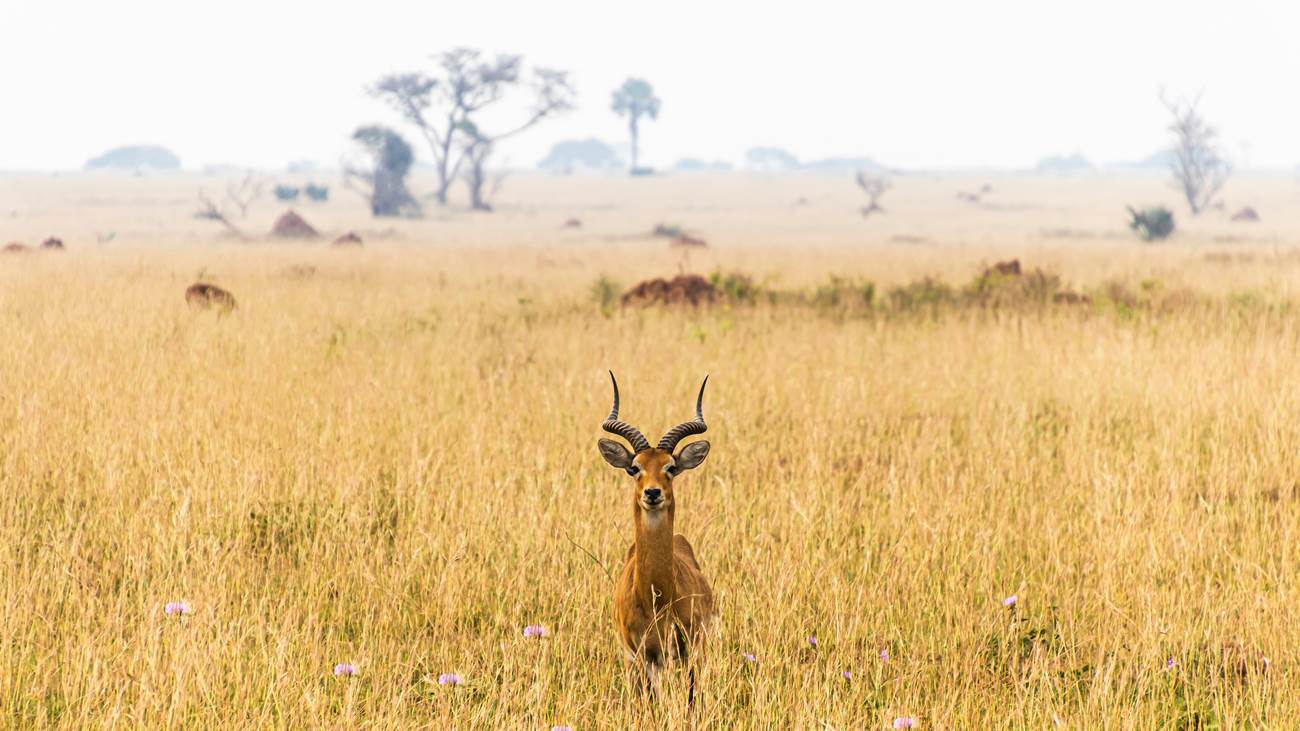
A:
<box><xmin>2</xmin><ymin>170</ymin><xmax>1300</xmax><ymax>728</ymax></box>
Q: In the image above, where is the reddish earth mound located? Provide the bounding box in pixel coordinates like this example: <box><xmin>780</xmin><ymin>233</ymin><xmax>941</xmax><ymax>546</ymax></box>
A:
<box><xmin>1230</xmin><ymin>206</ymin><xmax>1260</xmax><ymax>222</ymax></box>
<box><xmin>41</xmin><ymin>237</ymin><xmax>64</xmax><ymax>250</ymax></box>
<box><xmin>185</xmin><ymin>282</ymin><xmax>238</xmax><ymax>312</ymax></box>
<box><xmin>2</xmin><ymin>242</ymin><xmax>30</xmax><ymax>254</ymax></box>
<box><xmin>270</xmin><ymin>211</ymin><xmax>319</xmax><ymax>239</ymax></box>
<box><xmin>622</xmin><ymin>274</ymin><xmax>718</xmax><ymax>306</ymax></box>
<box><xmin>984</xmin><ymin>259</ymin><xmax>1021</xmax><ymax>277</ymax></box>
<box><xmin>332</xmin><ymin>232</ymin><xmax>363</xmax><ymax>246</ymax></box>
<box><xmin>671</xmin><ymin>234</ymin><xmax>708</xmax><ymax>248</ymax></box>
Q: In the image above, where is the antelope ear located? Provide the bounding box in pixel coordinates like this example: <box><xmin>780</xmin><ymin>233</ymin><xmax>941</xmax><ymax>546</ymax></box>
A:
<box><xmin>674</xmin><ymin>440</ymin><xmax>711</xmax><ymax>471</ymax></box>
<box><xmin>598</xmin><ymin>438</ymin><xmax>634</xmax><ymax>470</ymax></box>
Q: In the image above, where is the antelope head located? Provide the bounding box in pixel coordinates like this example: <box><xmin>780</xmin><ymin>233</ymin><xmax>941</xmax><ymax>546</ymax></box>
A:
<box><xmin>598</xmin><ymin>372</ymin><xmax>711</xmax><ymax>515</ymax></box>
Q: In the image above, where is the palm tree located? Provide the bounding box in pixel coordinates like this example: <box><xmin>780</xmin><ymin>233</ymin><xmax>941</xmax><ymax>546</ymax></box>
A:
<box><xmin>611</xmin><ymin>78</ymin><xmax>661</xmax><ymax>174</ymax></box>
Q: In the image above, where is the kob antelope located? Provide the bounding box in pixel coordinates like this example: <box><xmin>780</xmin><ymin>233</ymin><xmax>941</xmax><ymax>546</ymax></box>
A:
<box><xmin>185</xmin><ymin>282</ymin><xmax>238</xmax><ymax>313</ymax></box>
<box><xmin>598</xmin><ymin>372</ymin><xmax>715</xmax><ymax>702</ymax></box>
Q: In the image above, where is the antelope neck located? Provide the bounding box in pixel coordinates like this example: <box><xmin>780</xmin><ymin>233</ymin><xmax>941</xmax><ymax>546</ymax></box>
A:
<box><xmin>632</xmin><ymin>502</ymin><xmax>676</xmax><ymax>606</ymax></box>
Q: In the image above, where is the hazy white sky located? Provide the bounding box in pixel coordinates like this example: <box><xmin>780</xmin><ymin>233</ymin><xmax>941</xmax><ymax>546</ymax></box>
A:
<box><xmin>2</xmin><ymin>0</ymin><xmax>1298</xmax><ymax>171</ymax></box>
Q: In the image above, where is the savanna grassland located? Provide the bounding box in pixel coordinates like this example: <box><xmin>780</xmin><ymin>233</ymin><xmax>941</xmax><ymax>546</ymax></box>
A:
<box><xmin>2</xmin><ymin>171</ymin><xmax>1300</xmax><ymax>728</ymax></box>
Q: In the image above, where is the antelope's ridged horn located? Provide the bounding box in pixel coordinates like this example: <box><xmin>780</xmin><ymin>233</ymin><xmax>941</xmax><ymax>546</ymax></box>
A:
<box><xmin>658</xmin><ymin>375</ymin><xmax>709</xmax><ymax>452</ymax></box>
<box><xmin>602</xmin><ymin>371</ymin><xmax>651</xmax><ymax>453</ymax></box>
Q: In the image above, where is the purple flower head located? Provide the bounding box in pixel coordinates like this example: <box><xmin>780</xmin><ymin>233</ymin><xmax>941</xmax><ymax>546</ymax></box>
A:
<box><xmin>333</xmin><ymin>663</ymin><xmax>357</xmax><ymax>677</ymax></box>
<box><xmin>806</xmin><ymin>635</ymin><xmax>818</xmax><ymax>648</ymax></box>
<box><xmin>437</xmin><ymin>673</ymin><xmax>463</xmax><ymax>686</ymax></box>
<box><xmin>842</xmin><ymin>670</ymin><xmax>852</xmax><ymax>680</ymax></box>
<box><xmin>164</xmin><ymin>601</ymin><xmax>192</xmax><ymax>616</ymax></box>
<box><xmin>551</xmin><ymin>727</ymin><xmax>574</xmax><ymax>731</ymax></box>
<box><xmin>879</xmin><ymin>648</ymin><xmax>890</xmax><ymax>663</ymax></box>
<box><xmin>893</xmin><ymin>717</ymin><xmax>918</xmax><ymax>729</ymax></box>
<box><xmin>1164</xmin><ymin>658</ymin><xmax>1177</xmax><ymax>671</ymax></box>
<box><xmin>742</xmin><ymin>652</ymin><xmax>757</xmax><ymax>663</ymax></box>
<box><xmin>1002</xmin><ymin>594</ymin><xmax>1018</xmax><ymax>608</ymax></box>
<box><xmin>523</xmin><ymin>624</ymin><xmax>548</xmax><ymax>638</ymax></box>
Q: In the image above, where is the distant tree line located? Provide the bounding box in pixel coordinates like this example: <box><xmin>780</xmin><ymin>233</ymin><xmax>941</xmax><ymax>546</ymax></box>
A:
<box><xmin>347</xmin><ymin>49</ymin><xmax>1236</xmax><ymax>224</ymax></box>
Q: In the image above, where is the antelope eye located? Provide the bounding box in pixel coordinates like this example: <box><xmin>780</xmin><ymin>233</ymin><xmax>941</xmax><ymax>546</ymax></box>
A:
<box><xmin>625</xmin><ymin>464</ymin><xmax>641</xmax><ymax>477</ymax></box>
<box><xmin>665</xmin><ymin>464</ymin><xmax>680</xmax><ymax>477</ymax></box>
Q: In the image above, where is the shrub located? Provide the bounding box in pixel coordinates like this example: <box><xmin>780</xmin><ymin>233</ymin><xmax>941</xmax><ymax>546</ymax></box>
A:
<box><xmin>652</xmin><ymin>223</ymin><xmax>684</xmax><ymax>238</ymax></box>
<box><xmin>888</xmin><ymin>277</ymin><xmax>955</xmax><ymax>312</ymax></box>
<box><xmin>811</xmin><ymin>276</ymin><xmax>875</xmax><ymax>312</ymax></box>
<box><xmin>275</xmin><ymin>185</ymin><xmax>302</xmax><ymax>202</ymax></box>
<box><xmin>965</xmin><ymin>265</ymin><xmax>1061</xmax><ymax>308</ymax></box>
<box><xmin>709</xmin><ymin>271</ymin><xmax>761</xmax><ymax>304</ymax></box>
<box><xmin>304</xmin><ymin>184</ymin><xmax>329</xmax><ymax>202</ymax></box>
<box><xmin>1092</xmin><ymin>279</ymin><xmax>1140</xmax><ymax>318</ymax></box>
<box><xmin>590</xmin><ymin>275</ymin><xmax>621</xmax><ymax>314</ymax></box>
<box><xmin>1127</xmin><ymin>206</ymin><xmax>1175</xmax><ymax>242</ymax></box>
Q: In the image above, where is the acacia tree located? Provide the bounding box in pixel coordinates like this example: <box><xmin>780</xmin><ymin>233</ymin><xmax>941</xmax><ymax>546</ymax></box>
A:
<box><xmin>1162</xmin><ymin>92</ymin><xmax>1229</xmax><ymax>215</ymax></box>
<box><xmin>457</xmin><ymin>123</ymin><xmax>501</xmax><ymax>211</ymax></box>
<box><xmin>343</xmin><ymin>126</ymin><xmax>420</xmax><ymax>218</ymax></box>
<box><xmin>855</xmin><ymin>172</ymin><xmax>890</xmax><ymax>216</ymax></box>
<box><xmin>456</xmin><ymin>68</ymin><xmax>575</xmax><ymax>211</ymax></box>
<box><xmin>371</xmin><ymin>49</ymin><xmax>571</xmax><ymax>206</ymax></box>
<box><xmin>611</xmin><ymin>78</ymin><xmax>660</xmax><ymax>174</ymax></box>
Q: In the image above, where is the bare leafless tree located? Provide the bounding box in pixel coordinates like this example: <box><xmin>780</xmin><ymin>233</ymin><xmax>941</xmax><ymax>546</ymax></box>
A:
<box><xmin>224</xmin><ymin>172</ymin><xmax>263</xmax><ymax>219</ymax></box>
<box><xmin>1162</xmin><ymin>91</ymin><xmax>1229</xmax><ymax>215</ymax></box>
<box><xmin>856</xmin><ymin>172</ymin><xmax>891</xmax><ymax>216</ymax></box>
<box><xmin>370</xmin><ymin>50</ymin><xmax>572</xmax><ymax>207</ymax></box>
<box><xmin>194</xmin><ymin>192</ymin><xmax>247</xmax><ymax>239</ymax></box>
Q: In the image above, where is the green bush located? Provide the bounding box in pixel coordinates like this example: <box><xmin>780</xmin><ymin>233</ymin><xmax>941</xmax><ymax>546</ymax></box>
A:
<box><xmin>1127</xmin><ymin>206</ymin><xmax>1175</xmax><ymax>242</ymax></box>
<box><xmin>590</xmin><ymin>274</ymin><xmax>621</xmax><ymax>314</ymax></box>
<box><xmin>274</xmin><ymin>184</ymin><xmax>301</xmax><ymax>202</ymax></box>
<box><xmin>888</xmin><ymin>276</ymin><xmax>955</xmax><ymax>312</ymax></box>
<box><xmin>709</xmin><ymin>271</ymin><xmax>761</xmax><ymax>303</ymax></box>
<box><xmin>304</xmin><ymin>184</ymin><xmax>329</xmax><ymax>202</ymax></box>
<box><xmin>810</xmin><ymin>276</ymin><xmax>875</xmax><ymax>312</ymax></box>
<box><xmin>965</xmin><ymin>267</ymin><xmax>1061</xmax><ymax>307</ymax></box>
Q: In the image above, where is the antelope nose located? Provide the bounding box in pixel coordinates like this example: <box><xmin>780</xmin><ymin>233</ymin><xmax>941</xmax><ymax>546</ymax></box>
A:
<box><xmin>644</xmin><ymin>488</ymin><xmax>663</xmax><ymax>502</ymax></box>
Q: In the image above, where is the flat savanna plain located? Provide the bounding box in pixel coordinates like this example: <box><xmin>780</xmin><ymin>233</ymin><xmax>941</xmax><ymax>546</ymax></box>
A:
<box><xmin>2</xmin><ymin>172</ymin><xmax>1300</xmax><ymax>728</ymax></box>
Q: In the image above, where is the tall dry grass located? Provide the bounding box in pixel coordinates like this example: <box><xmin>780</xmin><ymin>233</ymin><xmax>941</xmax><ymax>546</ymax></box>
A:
<box><xmin>2</xmin><ymin>173</ymin><xmax>1299</xmax><ymax>728</ymax></box>
<box><xmin>0</xmin><ymin>247</ymin><xmax>1295</xmax><ymax>729</ymax></box>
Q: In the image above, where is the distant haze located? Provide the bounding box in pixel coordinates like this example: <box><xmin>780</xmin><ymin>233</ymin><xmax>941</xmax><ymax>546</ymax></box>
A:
<box><xmin>2</xmin><ymin>0</ymin><xmax>1298</xmax><ymax>171</ymax></box>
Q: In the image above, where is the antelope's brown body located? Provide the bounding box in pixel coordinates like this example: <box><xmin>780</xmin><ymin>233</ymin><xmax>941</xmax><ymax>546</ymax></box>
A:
<box><xmin>613</xmin><ymin>449</ymin><xmax>715</xmax><ymax>674</ymax></box>
<box><xmin>597</xmin><ymin>373</ymin><xmax>715</xmax><ymax>702</ymax></box>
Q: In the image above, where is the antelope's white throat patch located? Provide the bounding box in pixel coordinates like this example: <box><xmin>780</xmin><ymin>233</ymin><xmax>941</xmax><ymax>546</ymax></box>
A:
<box><xmin>640</xmin><ymin>508</ymin><xmax>665</xmax><ymax>530</ymax></box>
